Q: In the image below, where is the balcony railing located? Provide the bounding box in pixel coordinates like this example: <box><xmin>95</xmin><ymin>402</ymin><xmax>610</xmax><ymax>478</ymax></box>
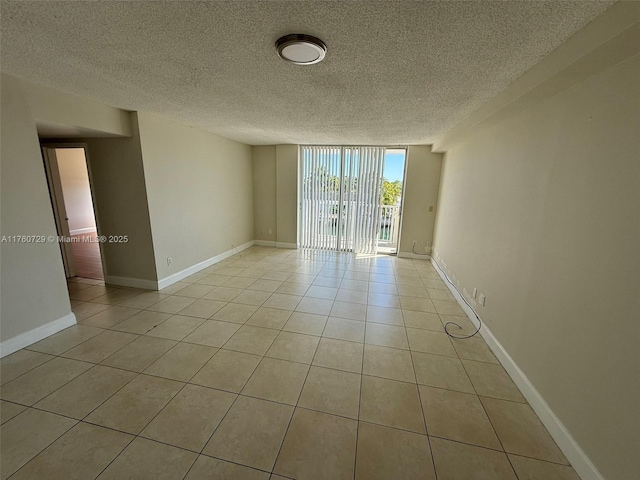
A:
<box><xmin>378</xmin><ymin>205</ymin><xmax>401</xmax><ymax>247</ymax></box>
<box><xmin>300</xmin><ymin>200</ymin><xmax>401</xmax><ymax>251</ymax></box>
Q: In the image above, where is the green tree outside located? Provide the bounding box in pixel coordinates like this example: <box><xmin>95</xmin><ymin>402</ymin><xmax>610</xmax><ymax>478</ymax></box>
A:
<box><xmin>382</xmin><ymin>179</ymin><xmax>402</xmax><ymax>205</ymax></box>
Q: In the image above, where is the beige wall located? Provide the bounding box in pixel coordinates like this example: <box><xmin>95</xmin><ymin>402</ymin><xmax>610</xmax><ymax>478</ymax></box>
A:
<box><xmin>136</xmin><ymin>112</ymin><xmax>254</xmax><ymax>280</ymax></box>
<box><xmin>398</xmin><ymin>145</ymin><xmax>442</xmax><ymax>255</ymax></box>
<box><xmin>21</xmin><ymin>79</ymin><xmax>131</xmax><ymax>137</ymax></box>
<box><xmin>433</xmin><ymin>55</ymin><xmax>640</xmax><ymax>480</ymax></box>
<box><xmin>81</xmin><ymin>114</ymin><xmax>158</xmax><ymax>283</ymax></box>
<box><xmin>0</xmin><ymin>75</ymin><xmax>254</xmax><ymax>350</ymax></box>
<box><xmin>275</xmin><ymin>145</ymin><xmax>299</xmax><ymax>246</ymax></box>
<box><xmin>252</xmin><ymin>145</ymin><xmax>277</xmax><ymax>242</ymax></box>
<box><xmin>251</xmin><ymin>144</ymin><xmax>298</xmax><ymax>246</ymax></box>
<box><xmin>0</xmin><ymin>75</ymin><xmax>73</xmax><ymax>344</ymax></box>
<box><xmin>255</xmin><ymin>144</ymin><xmax>440</xmax><ymax>252</ymax></box>
<box><xmin>55</xmin><ymin>148</ymin><xmax>96</xmax><ymax>233</ymax></box>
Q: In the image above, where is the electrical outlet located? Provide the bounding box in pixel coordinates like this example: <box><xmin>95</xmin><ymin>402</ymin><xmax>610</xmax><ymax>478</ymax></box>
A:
<box><xmin>478</xmin><ymin>293</ymin><xmax>486</xmax><ymax>306</ymax></box>
<box><xmin>472</xmin><ymin>288</ymin><xmax>478</xmax><ymax>299</ymax></box>
<box><xmin>268</xmin><ymin>229</ymin><xmax>272</xmax><ymax>235</ymax></box>
<box><xmin>167</xmin><ymin>257</ymin><xmax>172</xmax><ymax>266</ymax></box>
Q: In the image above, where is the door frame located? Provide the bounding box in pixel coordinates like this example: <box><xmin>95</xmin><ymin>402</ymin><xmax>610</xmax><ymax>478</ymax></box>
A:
<box><xmin>393</xmin><ymin>146</ymin><xmax>409</xmax><ymax>256</ymax></box>
<box><xmin>41</xmin><ymin>143</ymin><xmax>107</xmax><ymax>279</ymax></box>
<box><xmin>42</xmin><ymin>147</ymin><xmax>75</xmax><ymax>277</ymax></box>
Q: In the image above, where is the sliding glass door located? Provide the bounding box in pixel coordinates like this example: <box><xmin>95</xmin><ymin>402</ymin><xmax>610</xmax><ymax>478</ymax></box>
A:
<box><xmin>300</xmin><ymin>146</ymin><xmax>386</xmax><ymax>254</ymax></box>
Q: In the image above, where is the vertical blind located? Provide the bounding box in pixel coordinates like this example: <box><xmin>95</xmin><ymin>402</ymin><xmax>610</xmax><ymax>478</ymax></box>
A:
<box><xmin>300</xmin><ymin>146</ymin><xmax>386</xmax><ymax>254</ymax></box>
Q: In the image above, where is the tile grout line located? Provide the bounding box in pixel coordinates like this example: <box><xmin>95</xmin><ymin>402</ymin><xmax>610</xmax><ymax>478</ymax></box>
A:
<box><xmin>352</xmin><ymin>302</ymin><xmax>366</xmax><ymax>480</ymax></box>
<box><xmin>393</xmin><ymin>265</ymin><xmax>436</xmax><ymax>479</ymax></box>
<box><xmin>0</xmin><ymin>408</ymin><xmax>78</xmax><ymax>480</ymax></box>
<box><xmin>163</xmin><ymin>248</ymin><xmax>299</xmax><ymax>477</ymax></box>
<box><xmin>269</xmin><ymin>263</ymin><xmax>338</xmax><ymax>477</ymax></box>
<box><xmin>5</xmin><ymin>247</ymin><xmax>566</xmax><ymax>478</ymax></box>
<box><xmin>462</xmin><ymin>357</ymin><xmax>522</xmax><ymax>478</ymax></box>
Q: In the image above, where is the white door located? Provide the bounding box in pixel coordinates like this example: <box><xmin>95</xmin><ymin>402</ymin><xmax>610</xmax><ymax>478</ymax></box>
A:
<box><xmin>42</xmin><ymin>147</ymin><xmax>75</xmax><ymax>277</ymax></box>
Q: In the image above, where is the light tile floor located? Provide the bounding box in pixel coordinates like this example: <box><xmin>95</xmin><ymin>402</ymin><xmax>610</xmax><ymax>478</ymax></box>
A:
<box><xmin>0</xmin><ymin>246</ymin><xmax>580</xmax><ymax>480</ymax></box>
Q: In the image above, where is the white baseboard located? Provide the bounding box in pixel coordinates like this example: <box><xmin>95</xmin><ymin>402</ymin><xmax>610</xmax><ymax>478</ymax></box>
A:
<box><xmin>156</xmin><ymin>240</ymin><xmax>255</xmax><ymax>290</ymax></box>
<box><xmin>255</xmin><ymin>240</ymin><xmax>295</xmax><ymax>249</ymax></box>
<box><xmin>397</xmin><ymin>251</ymin><xmax>432</xmax><ymax>259</ymax></box>
<box><xmin>276</xmin><ymin>242</ymin><xmax>297</xmax><ymax>249</ymax></box>
<box><xmin>429</xmin><ymin>259</ymin><xmax>603</xmax><ymax>480</ymax></box>
<box><xmin>104</xmin><ymin>275</ymin><xmax>158</xmax><ymax>290</ymax></box>
<box><xmin>254</xmin><ymin>240</ymin><xmax>276</xmax><ymax>247</ymax></box>
<box><xmin>69</xmin><ymin>227</ymin><xmax>97</xmax><ymax>235</ymax></box>
<box><xmin>0</xmin><ymin>312</ymin><xmax>77</xmax><ymax>358</ymax></box>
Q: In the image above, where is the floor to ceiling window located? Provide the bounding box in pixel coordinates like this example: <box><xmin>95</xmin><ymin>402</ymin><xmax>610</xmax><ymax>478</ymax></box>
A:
<box><xmin>299</xmin><ymin>146</ymin><xmax>406</xmax><ymax>254</ymax></box>
<box><xmin>378</xmin><ymin>148</ymin><xmax>406</xmax><ymax>254</ymax></box>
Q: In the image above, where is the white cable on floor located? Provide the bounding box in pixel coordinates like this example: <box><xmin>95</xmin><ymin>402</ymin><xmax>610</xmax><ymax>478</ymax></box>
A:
<box><xmin>412</xmin><ymin>241</ymin><xmax>481</xmax><ymax>339</ymax></box>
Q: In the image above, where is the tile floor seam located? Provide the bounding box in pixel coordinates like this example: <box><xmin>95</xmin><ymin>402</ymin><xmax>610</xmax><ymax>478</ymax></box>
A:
<box><xmin>0</xmin><ymin>354</ymin><xmax>59</xmax><ymax>387</ymax></box>
<box><xmin>216</xmin><ymin>324</ymin><xmax>279</xmax><ymax>357</ymax></box>
<box><xmin>191</xmin><ymin>451</ymin><xmax>276</xmax><ymax>476</ymax></box>
<box><xmin>409</xmin><ymin>331</ymin><xmax>440</xmax><ymax>479</ymax></box>
<box><xmin>269</xmin><ymin>309</ymin><xmax>328</xmax><ymax>476</ymax></box>
<box><xmin>10</xmin><ymin>416</ymin><xmax>137</xmax><ymax>479</ymax></box>
<box><xmin>91</xmin><ymin>371</ymin><xmax>188</xmax><ymax>434</ymax></box>
<box><xmin>414</xmin><ymin>381</ymin><xmax>523</xmax><ymax>403</ymax></box>
<box><xmin>95</xmin><ymin>434</ymin><xmax>178</xmax><ymax>480</ymax></box>
<box><xmin>504</xmin><ymin>451</ymin><xmax>577</xmax><ymax>468</ymax></box>
<box><xmin>418</xmin><ymin>344</ymin><xmax>511</xmax><ymax>460</ymax></box>
<box><xmin>24</xmin><ymin>329</ymin><xmax>109</xmax><ymax>357</ymax></box>
<box><xmin>0</xmin><ymin>407</ymin><xmax>79</xmax><ymax>479</ymax></box>
<box><xmin>0</xmin><ymin>355</ymin><xmax>104</xmax><ymax>407</ymax></box>
<box><xmin>507</xmin><ymin>455</ymin><xmax>526</xmax><ymax>480</ymax></box>
<box><xmin>0</xmin><ymin>398</ymin><xmax>30</xmax><ymax>412</ymax></box>
<box><xmin>135</xmin><ymin>430</ymin><xmax>204</xmax><ymax>455</ymax></box>
<box><xmin>3</xmin><ymin>247</ymin><xmax>581</xmax><ymax>479</ymax></box>
<box><xmin>462</xmin><ymin>353</ymin><xmax>518</xmax><ymax>466</ymax></box>
<box><xmin>78</xmin><ymin>402</ymin><xmax>200</xmax><ymax>441</ymax></box>
<box><xmin>427</xmin><ymin>433</ymin><xmax>511</xmax><ymax>454</ymax></box>
<box><xmin>460</xmin><ymin>358</ymin><xmax>511</xmax><ymax>448</ymax></box>
<box><xmin>352</xmin><ymin>332</ymin><xmax>366</xmax><ymax>480</ymax></box>
<box><xmin>29</xmin><ymin>366</ymin><xmax>140</xmax><ymax>422</ymax></box>
<box><xmin>475</xmin><ymin>394</ymin><xmax>568</xmax><ymax>465</ymax></box>
<box><xmin>58</xmin><ymin>333</ymin><xmax>142</xmax><ymax>362</ymax></box>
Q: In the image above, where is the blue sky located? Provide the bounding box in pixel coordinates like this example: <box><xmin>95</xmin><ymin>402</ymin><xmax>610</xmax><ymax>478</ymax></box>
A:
<box><xmin>301</xmin><ymin>147</ymin><xmax>406</xmax><ymax>182</ymax></box>
<box><xmin>384</xmin><ymin>149</ymin><xmax>406</xmax><ymax>182</ymax></box>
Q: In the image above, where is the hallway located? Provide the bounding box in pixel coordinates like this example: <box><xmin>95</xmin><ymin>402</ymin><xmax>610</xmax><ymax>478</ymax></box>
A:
<box><xmin>70</xmin><ymin>231</ymin><xmax>104</xmax><ymax>280</ymax></box>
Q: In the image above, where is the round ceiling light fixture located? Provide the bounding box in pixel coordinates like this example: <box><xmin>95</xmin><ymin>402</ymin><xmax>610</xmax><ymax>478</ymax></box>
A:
<box><xmin>276</xmin><ymin>34</ymin><xmax>326</xmax><ymax>65</ymax></box>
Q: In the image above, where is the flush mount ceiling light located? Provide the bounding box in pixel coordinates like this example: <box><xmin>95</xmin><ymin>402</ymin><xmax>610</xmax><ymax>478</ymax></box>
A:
<box><xmin>276</xmin><ymin>34</ymin><xmax>326</xmax><ymax>65</ymax></box>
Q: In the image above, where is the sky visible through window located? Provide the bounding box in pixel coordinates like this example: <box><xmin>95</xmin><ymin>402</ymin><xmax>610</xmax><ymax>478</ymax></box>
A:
<box><xmin>384</xmin><ymin>149</ymin><xmax>406</xmax><ymax>182</ymax></box>
<box><xmin>300</xmin><ymin>147</ymin><xmax>405</xmax><ymax>182</ymax></box>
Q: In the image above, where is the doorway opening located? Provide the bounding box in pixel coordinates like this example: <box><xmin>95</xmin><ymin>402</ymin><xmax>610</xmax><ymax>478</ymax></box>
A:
<box><xmin>42</xmin><ymin>146</ymin><xmax>105</xmax><ymax>280</ymax></box>
<box><xmin>299</xmin><ymin>146</ymin><xmax>407</xmax><ymax>255</ymax></box>
<box><xmin>378</xmin><ymin>148</ymin><xmax>407</xmax><ymax>254</ymax></box>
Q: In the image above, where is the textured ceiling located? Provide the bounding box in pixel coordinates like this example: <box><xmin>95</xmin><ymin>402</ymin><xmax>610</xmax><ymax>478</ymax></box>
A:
<box><xmin>1</xmin><ymin>1</ymin><xmax>613</xmax><ymax>145</ymax></box>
